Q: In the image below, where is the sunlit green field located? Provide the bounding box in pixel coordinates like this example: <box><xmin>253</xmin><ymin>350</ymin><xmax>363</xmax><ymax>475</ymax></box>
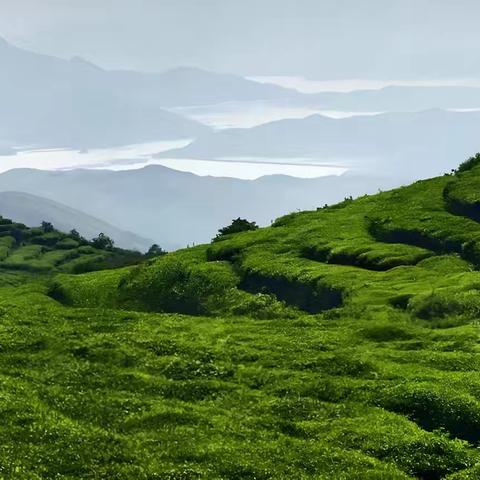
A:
<box><xmin>4</xmin><ymin>158</ymin><xmax>480</xmax><ymax>478</ymax></box>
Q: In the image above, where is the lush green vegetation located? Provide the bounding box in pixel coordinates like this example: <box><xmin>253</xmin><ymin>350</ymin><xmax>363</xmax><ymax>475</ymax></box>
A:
<box><xmin>5</xmin><ymin>162</ymin><xmax>480</xmax><ymax>477</ymax></box>
<box><xmin>0</xmin><ymin>218</ymin><xmax>144</xmax><ymax>274</ymax></box>
<box><xmin>214</xmin><ymin>217</ymin><xmax>259</xmax><ymax>240</ymax></box>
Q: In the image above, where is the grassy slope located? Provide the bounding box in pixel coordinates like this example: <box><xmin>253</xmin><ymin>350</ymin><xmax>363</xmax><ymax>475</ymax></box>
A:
<box><xmin>0</xmin><ymin>218</ymin><xmax>144</xmax><ymax>275</ymax></box>
<box><xmin>5</xmin><ymin>163</ymin><xmax>480</xmax><ymax>477</ymax></box>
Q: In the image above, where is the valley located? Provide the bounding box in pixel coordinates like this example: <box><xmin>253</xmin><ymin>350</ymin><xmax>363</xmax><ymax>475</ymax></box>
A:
<box><xmin>2</xmin><ymin>5</ymin><xmax>480</xmax><ymax>476</ymax></box>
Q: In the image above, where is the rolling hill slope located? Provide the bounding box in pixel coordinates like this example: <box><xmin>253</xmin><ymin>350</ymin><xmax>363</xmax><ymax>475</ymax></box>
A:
<box><xmin>2</xmin><ymin>156</ymin><xmax>480</xmax><ymax>477</ymax></box>
<box><xmin>55</xmin><ymin>154</ymin><xmax>480</xmax><ymax>317</ymax></box>
<box><xmin>0</xmin><ymin>215</ymin><xmax>143</xmax><ymax>275</ymax></box>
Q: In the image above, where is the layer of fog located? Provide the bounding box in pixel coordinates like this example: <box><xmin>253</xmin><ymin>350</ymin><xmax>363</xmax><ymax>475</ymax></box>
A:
<box><xmin>169</xmin><ymin>101</ymin><xmax>383</xmax><ymax>129</ymax></box>
<box><xmin>250</xmin><ymin>76</ymin><xmax>480</xmax><ymax>94</ymax></box>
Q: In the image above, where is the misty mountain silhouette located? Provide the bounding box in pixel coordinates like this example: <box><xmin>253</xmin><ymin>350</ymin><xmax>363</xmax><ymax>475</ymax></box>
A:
<box><xmin>306</xmin><ymin>85</ymin><xmax>480</xmax><ymax>112</ymax></box>
<box><xmin>0</xmin><ymin>37</ymin><xmax>208</xmax><ymax>149</ymax></box>
<box><xmin>0</xmin><ymin>166</ymin><xmax>398</xmax><ymax>249</ymax></box>
<box><xmin>0</xmin><ymin>191</ymin><xmax>152</xmax><ymax>250</ymax></box>
<box><xmin>142</xmin><ymin>66</ymin><xmax>301</xmax><ymax>106</ymax></box>
<box><xmin>3</xmin><ymin>35</ymin><xmax>480</xmax><ymax>153</ymax></box>
<box><xmin>158</xmin><ymin>109</ymin><xmax>480</xmax><ymax>178</ymax></box>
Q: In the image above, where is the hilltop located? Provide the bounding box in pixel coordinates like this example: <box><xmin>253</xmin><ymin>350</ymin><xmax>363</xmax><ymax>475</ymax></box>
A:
<box><xmin>3</xmin><ymin>157</ymin><xmax>480</xmax><ymax>477</ymax></box>
<box><xmin>0</xmin><ymin>217</ymin><xmax>145</xmax><ymax>275</ymax></box>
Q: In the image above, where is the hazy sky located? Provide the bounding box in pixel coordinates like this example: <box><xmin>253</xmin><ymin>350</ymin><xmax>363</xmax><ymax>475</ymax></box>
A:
<box><xmin>1</xmin><ymin>0</ymin><xmax>480</xmax><ymax>79</ymax></box>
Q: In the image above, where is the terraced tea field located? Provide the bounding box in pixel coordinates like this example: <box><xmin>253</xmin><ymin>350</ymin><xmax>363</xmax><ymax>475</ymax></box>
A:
<box><xmin>4</xmin><ymin>158</ymin><xmax>480</xmax><ymax>478</ymax></box>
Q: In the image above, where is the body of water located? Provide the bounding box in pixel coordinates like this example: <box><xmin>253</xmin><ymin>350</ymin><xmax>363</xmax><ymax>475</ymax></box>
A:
<box><xmin>0</xmin><ymin>140</ymin><xmax>192</xmax><ymax>173</ymax></box>
<box><xmin>0</xmin><ymin>140</ymin><xmax>348</xmax><ymax>180</ymax></box>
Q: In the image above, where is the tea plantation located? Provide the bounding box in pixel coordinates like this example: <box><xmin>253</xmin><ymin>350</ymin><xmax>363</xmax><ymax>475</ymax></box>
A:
<box><xmin>5</xmin><ymin>158</ymin><xmax>480</xmax><ymax>478</ymax></box>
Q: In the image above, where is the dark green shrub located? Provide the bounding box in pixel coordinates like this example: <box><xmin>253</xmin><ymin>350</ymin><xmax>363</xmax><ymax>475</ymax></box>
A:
<box><xmin>91</xmin><ymin>233</ymin><xmax>114</xmax><ymax>251</ymax></box>
<box><xmin>361</xmin><ymin>323</ymin><xmax>414</xmax><ymax>342</ymax></box>
<box><xmin>298</xmin><ymin>352</ymin><xmax>377</xmax><ymax>378</ymax></box>
<box><xmin>146</xmin><ymin>243</ymin><xmax>167</xmax><ymax>258</ymax></box>
<box><xmin>119</xmin><ymin>257</ymin><xmax>239</xmax><ymax>315</ymax></box>
<box><xmin>32</xmin><ymin>231</ymin><xmax>63</xmax><ymax>246</ymax></box>
<box><xmin>41</xmin><ymin>221</ymin><xmax>54</xmax><ymax>233</ymax></box>
<box><xmin>408</xmin><ymin>292</ymin><xmax>461</xmax><ymax>319</ymax></box>
<box><xmin>240</xmin><ymin>271</ymin><xmax>343</xmax><ymax>313</ymax></box>
<box><xmin>378</xmin><ymin>385</ymin><xmax>480</xmax><ymax>443</ymax></box>
<box><xmin>214</xmin><ymin>218</ymin><xmax>258</xmax><ymax>241</ymax></box>
<box><xmin>230</xmin><ymin>293</ymin><xmax>295</xmax><ymax>319</ymax></box>
<box><xmin>456</xmin><ymin>153</ymin><xmax>480</xmax><ymax>174</ymax></box>
<box><xmin>408</xmin><ymin>290</ymin><xmax>480</xmax><ymax>320</ymax></box>
<box><xmin>56</xmin><ymin>238</ymin><xmax>79</xmax><ymax>250</ymax></box>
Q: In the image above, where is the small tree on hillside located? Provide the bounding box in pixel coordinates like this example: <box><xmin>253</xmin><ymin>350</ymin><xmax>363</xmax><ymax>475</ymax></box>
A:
<box><xmin>70</xmin><ymin>229</ymin><xmax>81</xmax><ymax>240</ymax></box>
<box><xmin>41</xmin><ymin>221</ymin><xmax>54</xmax><ymax>233</ymax></box>
<box><xmin>214</xmin><ymin>218</ymin><xmax>258</xmax><ymax>241</ymax></box>
<box><xmin>70</xmin><ymin>228</ymin><xmax>87</xmax><ymax>244</ymax></box>
<box><xmin>456</xmin><ymin>152</ymin><xmax>480</xmax><ymax>174</ymax></box>
<box><xmin>92</xmin><ymin>233</ymin><xmax>114</xmax><ymax>251</ymax></box>
<box><xmin>146</xmin><ymin>244</ymin><xmax>167</xmax><ymax>258</ymax></box>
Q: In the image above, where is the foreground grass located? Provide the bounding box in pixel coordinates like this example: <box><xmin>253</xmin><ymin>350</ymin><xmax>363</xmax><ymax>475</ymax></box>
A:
<box><xmin>5</xmin><ymin>160</ymin><xmax>480</xmax><ymax>477</ymax></box>
<box><xmin>1</xmin><ymin>286</ymin><xmax>480</xmax><ymax>479</ymax></box>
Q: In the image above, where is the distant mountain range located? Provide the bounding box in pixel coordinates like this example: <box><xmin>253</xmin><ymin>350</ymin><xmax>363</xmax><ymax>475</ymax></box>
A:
<box><xmin>0</xmin><ymin>37</ymin><xmax>208</xmax><ymax>149</ymax></box>
<box><xmin>0</xmin><ymin>36</ymin><xmax>302</xmax><ymax>150</ymax></box>
<box><xmin>305</xmin><ymin>85</ymin><xmax>480</xmax><ymax>112</ymax></box>
<box><xmin>0</xmin><ymin>166</ymin><xmax>399</xmax><ymax>250</ymax></box>
<box><xmin>4</xmin><ymin>35</ymin><xmax>480</xmax><ymax>152</ymax></box>
<box><xmin>158</xmin><ymin>109</ymin><xmax>480</xmax><ymax>178</ymax></box>
<box><xmin>0</xmin><ymin>191</ymin><xmax>152</xmax><ymax>251</ymax></box>
<box><xmin>130</xmin><ymin>66</ymin><xmax>301</xmax><ymax>107</ymax></box>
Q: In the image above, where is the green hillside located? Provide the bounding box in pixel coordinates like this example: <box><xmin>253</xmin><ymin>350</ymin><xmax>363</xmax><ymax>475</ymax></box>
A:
<box><xmin>4</xmin><ymin>158</ymin><xmax>480</xmax><ymax>478</ymax></box>
<box><xmin>0</xmin><ymin>219</ymin><xmax>143</xmax><ymax>276</ymax></box>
